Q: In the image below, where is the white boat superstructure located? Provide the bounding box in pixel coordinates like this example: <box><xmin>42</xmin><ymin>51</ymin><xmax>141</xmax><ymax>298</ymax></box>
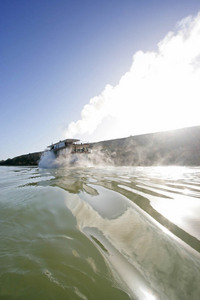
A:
<box><xmin>47</xmin><ymin>139</ymin><xmax>91</xmax><ymax>156</ymax></box>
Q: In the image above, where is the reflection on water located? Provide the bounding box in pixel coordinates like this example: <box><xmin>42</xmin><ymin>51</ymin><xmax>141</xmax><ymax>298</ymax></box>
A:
<box><xmin>0</xmin><ymin>166</ymin><xmax>200</xmax><ymax>299</ymax></box>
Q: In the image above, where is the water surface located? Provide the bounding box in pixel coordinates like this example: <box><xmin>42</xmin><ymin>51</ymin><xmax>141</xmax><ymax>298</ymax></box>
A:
<box><xmin>0</xmin><ymin>166</ymin><xmax>200</xmax><ymax>299</ymax></box>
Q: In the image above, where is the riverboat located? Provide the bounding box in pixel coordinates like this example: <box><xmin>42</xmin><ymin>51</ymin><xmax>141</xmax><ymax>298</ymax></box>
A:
<box><xmin>47</xmin><ymin>139</ymin><xmax>90</xmax><ymax>156</ymax></box>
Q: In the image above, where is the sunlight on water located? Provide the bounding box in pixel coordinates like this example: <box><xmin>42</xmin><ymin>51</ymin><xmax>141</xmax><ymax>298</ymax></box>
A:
<box><xmin>0</xmin><ymin>166</ymin><xmax>200</xmax><ymax>300</ymax></box>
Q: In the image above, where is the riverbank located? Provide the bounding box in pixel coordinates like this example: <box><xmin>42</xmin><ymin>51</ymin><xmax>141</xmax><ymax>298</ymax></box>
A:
<box><xmin>1</xmin><ymin>126</ymin><xmax>200</xmax><ymax>166</ymax></box>
<box><xmin>0</xmin><ymin>152</ymin><xmax>42</xmax><ymax>166</ymax></box>
<box><xmin>93</xmin><ymin>125</ymin><xmax>200</xmax><ymax>166</ymax></box>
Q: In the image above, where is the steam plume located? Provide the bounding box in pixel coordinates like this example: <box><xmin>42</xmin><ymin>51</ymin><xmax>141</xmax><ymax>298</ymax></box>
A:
<box><xmin>65</xmin><ymin>12</ymin><xmax>200</xmax><ymax>141</ymax></box>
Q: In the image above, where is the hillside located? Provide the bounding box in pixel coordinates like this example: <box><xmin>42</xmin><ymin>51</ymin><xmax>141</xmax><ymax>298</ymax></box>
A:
<box><xmin>1</xmin><ymin>126</ymin><xmax>200</xmax><ymax>166</ymax></box>
<box><xmin>92</xmin><ymin>126</ymin><xmax>200</xmax><ymax>166</ymax></box>
<box><xmin>0</xmin><ymin>152</ymin><xmax>42</xmax><ymax>166</ymax></box>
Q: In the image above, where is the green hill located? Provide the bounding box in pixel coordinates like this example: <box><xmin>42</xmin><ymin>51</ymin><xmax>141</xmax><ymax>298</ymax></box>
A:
<box><xmin>0</xmin><ymin>152</ymin><xmax>42</xmax><ymax>166</ymax></box>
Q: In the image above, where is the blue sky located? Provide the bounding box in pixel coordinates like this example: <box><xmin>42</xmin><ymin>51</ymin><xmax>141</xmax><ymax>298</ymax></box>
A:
<box><xmin>1</xmin><ymin>0</ymin><xmax>200</xmax><ymax>160</ymax></box>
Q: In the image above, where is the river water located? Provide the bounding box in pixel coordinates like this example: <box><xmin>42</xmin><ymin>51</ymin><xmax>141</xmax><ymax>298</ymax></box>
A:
<box><xmin>0</xmin><ymin>165</ymin><xmax>200</xmax><ymax>300</ymax></box>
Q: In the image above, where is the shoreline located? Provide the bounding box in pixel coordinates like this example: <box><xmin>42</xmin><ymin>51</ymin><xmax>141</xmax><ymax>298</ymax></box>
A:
<box><xmin>1</xmin><ymin>125</ymin><xmax>200</xmax><ymax>167</ymax></box>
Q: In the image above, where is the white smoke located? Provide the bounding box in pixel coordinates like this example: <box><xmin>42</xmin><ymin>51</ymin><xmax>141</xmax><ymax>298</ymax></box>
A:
<box><xmin>38</xmin><ymin>151</ymin><xmax>59</xmax><ymax>168</ymax></box>
<box><xmin>39</xmin><ymin>147</ymin><xmax>114</xmax><ymax>169</ymax></box>
<box><xmin>65</xmin><ymin>12</ymin><xmax>200</xmax><ymax>141</ymax></box>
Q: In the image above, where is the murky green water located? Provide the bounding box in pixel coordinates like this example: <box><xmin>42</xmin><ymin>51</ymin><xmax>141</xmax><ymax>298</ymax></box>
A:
<box><xmin>0</xmin><ymin>166</ymin><xmax>200</xmax><ymax>299</ymax></box>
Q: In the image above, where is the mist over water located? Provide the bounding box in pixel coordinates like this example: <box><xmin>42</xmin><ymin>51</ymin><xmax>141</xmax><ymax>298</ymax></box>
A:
<box><xmin>39</xmin><ymin>148</ymin><xmax>113</xmax><ymax>169</ymax></box>
<box><xmin>0</xmin><ymin>166</ymin><xmax>200</xmax><ymax>299</ymax></box>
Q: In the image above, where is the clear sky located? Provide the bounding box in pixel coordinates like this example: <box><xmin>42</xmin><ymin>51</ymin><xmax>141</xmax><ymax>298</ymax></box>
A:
<box><xmin>1</xmin><ymin>0</ymin><xmax>200</xmax><ymax>160</ymax></box>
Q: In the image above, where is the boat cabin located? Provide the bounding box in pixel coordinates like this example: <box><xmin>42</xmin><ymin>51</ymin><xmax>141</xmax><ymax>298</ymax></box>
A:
<box><xmin>48</xmin><ymin>139</ymin><xmax>90</xmax><ymax>155</ymax></box>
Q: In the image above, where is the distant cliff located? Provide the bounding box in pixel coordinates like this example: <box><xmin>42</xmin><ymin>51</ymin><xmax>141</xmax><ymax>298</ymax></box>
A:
<box><xmin>1</xmin><ymin>126</ymin><xmax>200</xmax><ymax>166</ymax></box>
